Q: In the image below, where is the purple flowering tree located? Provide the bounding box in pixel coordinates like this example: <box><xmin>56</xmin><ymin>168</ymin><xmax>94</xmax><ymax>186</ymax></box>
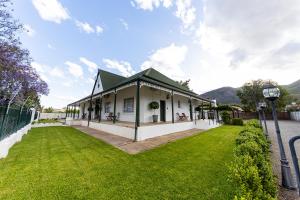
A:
<box><xmin>0</xmin><ymin>0</ymin><xmax>49</xmax><ymax>107</ymax></box>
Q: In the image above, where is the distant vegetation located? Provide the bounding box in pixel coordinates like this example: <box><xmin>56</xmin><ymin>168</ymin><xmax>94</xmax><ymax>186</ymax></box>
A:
<box><xmin>201</xmin><ymin>79</ymin><xmax>300</xmax><ymax>107</ymax></box>
<box><xmin>201</xmin><ymin>87</ymin><xmax>240</xmax><ymax>104</ymax></box>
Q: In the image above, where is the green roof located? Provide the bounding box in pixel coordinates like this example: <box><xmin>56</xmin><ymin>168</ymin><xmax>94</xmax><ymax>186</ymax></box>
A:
<box><xmin>70</xmin><ymin>68</ymin><xmax>208</xmax><ymax>105</ymax></box>
<box><xmin>99</xmin><ymin>68</ymin><xmax>194</xmax><ymax>93</ymax></box>
<box><xmin>99</xmin><ymin>69</ymin><xmax>126</xmax><ymax>90</ymax></box>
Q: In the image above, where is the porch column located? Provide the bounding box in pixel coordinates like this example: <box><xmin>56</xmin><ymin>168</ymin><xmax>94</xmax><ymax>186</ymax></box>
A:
<box><xmin>134</xmin><ymin>80</ymin><xmax>140</xmax><ymax>141</ymax></box>
<box><xmin>113</xmin><ymin>89</ymin><xmax>117</xmax><ymax>124</ymax></box>
<box><xmin>201</xmin><ymin>101</ymin><xmax>204</xmax><ymax>120</ymax></box>
<box><xmin>99</xmin><ymin>97</ymin><xmax>102</xmax><ymax>122</ymax></box>
<box><xmin>189</xmin><ymin>98</ymin><xmax>193</xmax><ymax>121</ymax></box>
<box><xmin>77</xmin><ymin>105</ymin><xmax>79</xmax><ymax>119</ymax></box>
<box><xmin>82</xmin><ymin>103</ymin><xmax>85</xmax><ymax>119</ymax></box>
<box><xmin>73</xmin><ymin>106</ymin><xmax>75</xmax><ymax>119</ymax></box>
<box><xmin>171</xmin><ymin>90</ymin><xmax>174</xmax><ymax>123</ymax></box>
<box><xmin>65</xmin><ymin>106</ymin><xmax>68</xmax><ymax>118</ymax></box>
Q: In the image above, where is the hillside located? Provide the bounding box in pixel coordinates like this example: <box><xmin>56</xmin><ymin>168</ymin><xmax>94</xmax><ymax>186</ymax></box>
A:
<box><xmin>200</xmin><ymin>87</ymin><xmax>240</xmax><ymax>104</ymax></box>
<box><xmin>283</xmin><ymin>79</ymin><xmax>300</xmax><ymax>100</ymax></box>
<box><xmin>201</xmin><ymin>79</ymin><xmax>300</xmax><ymax>104</ymax></box>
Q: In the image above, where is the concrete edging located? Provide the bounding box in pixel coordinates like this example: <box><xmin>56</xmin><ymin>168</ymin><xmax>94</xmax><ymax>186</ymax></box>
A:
<box><xmin>0</xmin><ymin>124</ymin><xmax>31</xmax><ymax>159</ymax></box>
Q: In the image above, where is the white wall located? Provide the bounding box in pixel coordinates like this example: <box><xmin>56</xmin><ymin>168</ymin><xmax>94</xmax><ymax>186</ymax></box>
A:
<box><xmin>290</xmin><ymin>111</ymin><xmax>300</xmax><ymax>121</ymax></box>
<box><xmin>39</xmin><ymin>113</ymin><xmax>66</xmax><ymax>119</ymax></box>
<box><xmin>0</xmin><ymin>109</ymin><xmax>36</xmax><ymax>159</ymax></box>
<box><xmin>66</xmin><ymin>118</ymin><xmax>220</xmax><ymax>141</ymax></box>
<box><xmin>140</xmin><ymin>86</ymin><xmax>172</xmax><ymax>123</ymax></box>
<box><xmin>76</xmin><ymin>86</ymin><xmax>204</xmax><ymax>125</ymax></box>
<box><xmin>93</xmin><ymin>74</ymin><xmax>103</xmax><ymax>94</ymax></box>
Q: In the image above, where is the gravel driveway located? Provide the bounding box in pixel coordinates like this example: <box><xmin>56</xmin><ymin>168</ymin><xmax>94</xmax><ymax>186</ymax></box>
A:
<box><xmin>266</xmin><ymin>120</ymin><xmax>300</xmax><ymax>200</ymax></box>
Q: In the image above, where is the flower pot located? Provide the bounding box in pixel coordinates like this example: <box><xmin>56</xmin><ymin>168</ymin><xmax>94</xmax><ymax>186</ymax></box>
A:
<box><xmin>153</xmin><ymin>115</ymin><xmax>158</xmax><ymax>123</ymax></box>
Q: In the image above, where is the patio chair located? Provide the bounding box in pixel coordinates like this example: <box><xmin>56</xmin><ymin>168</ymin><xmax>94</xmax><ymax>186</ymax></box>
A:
<box><xmin>182</xmin><ymin>113</ymin><xmax>189</xmax><ymax>121</ymax></box>
<box><xmin>106</xmin><ymin>112</ymin><xmax>114</xmax><ymax>121</ymax></box>
<box><xmin>176</xmin><ymin>113</ymin><xmax>185</xmax><ymax>121</ymax></box>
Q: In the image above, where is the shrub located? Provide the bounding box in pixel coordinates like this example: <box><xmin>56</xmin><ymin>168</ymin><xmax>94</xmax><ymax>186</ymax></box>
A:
<box><xmin>228</xmin><ymin>120</ymin><xmax>277</xmax><ymax>200</ymax></box>
<box><xmin>232</xmin><ymin>118</ymin><xmax>244</xmax><ymax>126</ymax></box>
<box><xmin>149</xmin><ymin>101</ymin><xmax>159</xmax><ymax>110</ymax></box>
<box><xmin>245</xmin><ymin>119</ymin><xmax>261</xmax><ymax>129</ymax></box>
<box><xmin>221</xmin><ymin>111</ymin><xmax>231</xmax><ymax>124</ymax></box>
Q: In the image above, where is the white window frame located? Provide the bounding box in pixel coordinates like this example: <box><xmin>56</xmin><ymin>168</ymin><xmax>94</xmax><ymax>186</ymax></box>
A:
<box><xmin>123</xmin><ymin>97</ymin><xmax>134</xmax><ymax>113</ymax></box>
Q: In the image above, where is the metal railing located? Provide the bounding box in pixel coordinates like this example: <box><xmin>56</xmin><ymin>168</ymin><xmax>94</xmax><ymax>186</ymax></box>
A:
<box><xmin>289</xmin><ymin>136</ymin><xmax>300</xmax><ymax>196</ymax></box>
<box><xmin>0</xmin><ymin>105</ymin><xmax>32</xmax><ymax>141</ymax></box>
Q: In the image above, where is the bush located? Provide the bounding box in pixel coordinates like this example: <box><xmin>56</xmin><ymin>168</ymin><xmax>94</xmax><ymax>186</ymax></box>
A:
<box><xmin>245</xmin><ymin>119</ymin><xmax>261</xmax><ymax>129</ymax></box>
<box><xmin>149</xmin><ymin>101</ymin><xmax>159</xmax><ymax>110</ymax></box>
<box><xmin>221</xmin><ymin>111</ymin><xmax>231</xmax><ymax>124</ymax></box>
<box><xmin>228</xmin><ymin>120</ymin><xmax>277</xmax><ymax>200</ymax></box>
<box><xmin>232</xmin><ymin>118</ymin><xmax>244</xmax><ymax>126</ymax></box>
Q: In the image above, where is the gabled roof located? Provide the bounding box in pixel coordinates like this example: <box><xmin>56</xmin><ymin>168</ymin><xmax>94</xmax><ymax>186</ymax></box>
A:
<box><xmin>99</xmin><ymin>67</ymin><xmax>194</xmax><ymax>94</ymax></box>
<box><xmin>99</xmin><ymin>69</ymin><xmax>126</xmax><ymax>90</ymax></box>
<box><xmin>69</xmin><ymin>68</ymin><xmax>210</xmax><ymax>105</ymax></box>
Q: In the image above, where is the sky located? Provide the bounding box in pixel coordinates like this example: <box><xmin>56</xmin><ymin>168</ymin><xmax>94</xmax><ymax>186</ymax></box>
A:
<box><xmin>13</xmin><ymin>0</ymin><xmax>300</xmax><ymax>108</ymax></box>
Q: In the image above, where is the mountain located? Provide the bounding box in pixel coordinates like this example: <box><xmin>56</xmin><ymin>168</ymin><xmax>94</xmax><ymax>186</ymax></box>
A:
<box><xmin>200</xmin><ymin>79</ymin><xmax>300</xmax><ymax>104</ymax></box>
<box><xmin>283</xmin><ymin>79</ymin><xmax>300</xmax><ymax>100</ymax></box>
<box><xmin>200</xmin><ymin>87</ymin><xmax>240</xmax><ymax>104</ymax></box>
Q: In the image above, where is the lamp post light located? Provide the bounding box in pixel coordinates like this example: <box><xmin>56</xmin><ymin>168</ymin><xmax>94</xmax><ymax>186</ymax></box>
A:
<box><xmin>263</xmin><ymin>86</ymin><xmax>295</xmax><ymax>189</ymax></box>
<box><xmin>258</xmin><ymin>101</ymin><xmax>269</xmax><ymax>137</ymax></box>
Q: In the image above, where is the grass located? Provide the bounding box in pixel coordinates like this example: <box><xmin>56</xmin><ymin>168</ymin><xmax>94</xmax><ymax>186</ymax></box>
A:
<box><xmin>32</xmin><ymin>119</ymin><xmax>60</xmax><ymax>124</ymax></box>
<box><xmin>0</xmin><ymin>125</ymin><xmax>243</xmax><ymax>200</ymax></box>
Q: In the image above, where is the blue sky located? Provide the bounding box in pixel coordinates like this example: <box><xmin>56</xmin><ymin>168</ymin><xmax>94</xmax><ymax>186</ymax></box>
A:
<box><xmin>13</xmin><ymin>0</ymin><xmax>300</xmax><ymax>108</ymax></box>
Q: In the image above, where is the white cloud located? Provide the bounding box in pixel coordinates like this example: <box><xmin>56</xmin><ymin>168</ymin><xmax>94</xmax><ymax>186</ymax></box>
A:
<box><xmin>195</xmin><ymin>0</ymin><xmax>300</xmax><ymax>69</ymax></box>
<box><xmin>47</xmin><ymin>44</ymin><xmax>55</xmax><ymax>50</ymax></box>
<box><xmin>49</xmin><ymin>67</ymin><xmax>64</xmax><ymax>78</ymax></box>
<box><xmin>65</xmin><ymin>61</ymin><xmax>83</xmax><ymax>78</ymax></box>
<box><xmin>132</xmin><ymin>0</ymin><xmax>173</xmax><ymax>10</ymax></box>
<box><xmin>80</xmin><ymin>57</ymin><xmax>98</xmax><ymax>73</ymax></box>
<box><xmin>32</xmin><ymin>0</ymin><xmax>70</xmax><ymax>23</ymax></box>
<box><xmin>87</xmin><ymin>78</ymin><xmax>95</xmax><ymax>84</ymax></box>
<box><xmin>75</xmin><ymin>21</ymin><xmax>104</xmax><ymax>35</ymax></box>
<box><xmin>119</xmin><ymin>18</ymin><xmax>129</xmax><ymax>30</ymax></box>
<box><xmin>175</xmin><ymin>0</ymin><xmax>196</xmax><ymax>29</ymax></box>
<box><xmin>132</xmin><ymin>0</ymin><xmax>195</xmax><ymax>29</ymax></box>
<box><xmin>62</xmin><ymin>81</ymin><xmax>72</xmax><ymax>87</ymax></box>
<box><xmin>103</xmin><ymin>59</ymin><xmax>135</xmax><ymax>77</ymax></box>
<box><xmin>31</xmin><ymin>62</ymin><xmax>45</xmax><ymax>73</ymax></box>
<box><xmin>75</xmin><ymin>20</ymin><xmax>95</xmax><ymax>33</ymax></box>
<box><xmin>141</xmin><ymin>43</ymin><xmax>187</xmax><ymax>80</ymax></box>
<box><xmin>24</xmin><ymin>24</ymin><xmax>36</xmax><ymax>37</ymax></box>
<box><xmin>177</xmin><ymin>0</ymin><xmax>300</xmax><ymax>95</ymax></box>
<box><xmin>96</xmin><ymin>25</ymin><xmax>104</xmax><ymax>34</ymax></box>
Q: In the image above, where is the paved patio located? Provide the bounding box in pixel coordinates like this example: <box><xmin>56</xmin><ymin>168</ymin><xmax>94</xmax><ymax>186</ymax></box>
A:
<box><xmin>72</xmin><ymin>125</ymin><xmax>203</xmax><ymax>154</ymax></box>
<box><xmin>266</xmin><ymin>120</ymin><xmax>300</xmax><ymax>200</ymax></box>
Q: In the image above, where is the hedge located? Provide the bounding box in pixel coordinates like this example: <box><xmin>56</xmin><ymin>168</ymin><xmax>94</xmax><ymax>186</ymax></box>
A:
<box><xmin>228</xmin><ymin>120</ymin><xmax>277</xmax><ymax>200</ymax></box>
<box><xmin>232</xmin><ymin>118</ymin><xmax>244</xmax><ymax>126</ymax></box>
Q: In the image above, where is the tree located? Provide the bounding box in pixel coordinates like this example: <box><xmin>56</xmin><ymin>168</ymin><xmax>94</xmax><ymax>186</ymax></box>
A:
<box><xmin>0</xmin><ymin>0</ymin><xmax>48</xmax><ymax>106</ymax></box>
<box><xmin>177</xmin><ymin>79</ymin><xmax>191</xmax><ymax>90</ymax></box>
<box><xmin>43</xmin><ymin>107</ymin><xmax>54</xmax><ymax>113</ymax></box>
<box><xmin>237</xmin><ymin>80</ymin><xmax>290</xmax><ymax>111</ymax></box>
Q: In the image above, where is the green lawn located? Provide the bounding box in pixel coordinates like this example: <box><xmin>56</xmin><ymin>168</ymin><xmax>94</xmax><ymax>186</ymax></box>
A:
<box><xmin>0</xmin><ymin>125</ymin><xmax>242</xmax><ymax>200</ymax></box>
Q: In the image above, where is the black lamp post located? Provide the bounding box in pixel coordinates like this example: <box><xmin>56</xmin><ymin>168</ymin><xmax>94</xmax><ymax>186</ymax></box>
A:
<box><xmin>263</xmin><ymin>86</ymin><xmax>295</xmax><ymax>189</ymax></box>
<box><xmin>258</xmin><ymin>101</ymin><xmax>268</xmax><ymax>137</ymax></box>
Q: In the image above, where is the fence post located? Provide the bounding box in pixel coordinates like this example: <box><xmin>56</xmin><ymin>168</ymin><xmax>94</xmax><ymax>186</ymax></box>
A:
<box><xmin>289</xmin><ymin>136</ymin><xmax>300</xmax><ymax>196</ymax></box>
<box><xmin>0</xmin><ymin>104</ymin><xmax>9</xmax><ymax>139</ymax></box>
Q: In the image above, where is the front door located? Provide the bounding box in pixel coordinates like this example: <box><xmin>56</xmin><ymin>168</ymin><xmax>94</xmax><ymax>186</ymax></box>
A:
<box><xmin>160</xmin><ymin>100</ymin><xmax>166</xmax><ymax>122</ymax></box>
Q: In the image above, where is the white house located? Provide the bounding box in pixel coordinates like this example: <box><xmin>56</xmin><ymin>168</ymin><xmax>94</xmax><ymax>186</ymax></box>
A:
<box><xmin>66</xmin><ymin>68</ymin><xmax>219</xmax><ymax>141</ymax></box>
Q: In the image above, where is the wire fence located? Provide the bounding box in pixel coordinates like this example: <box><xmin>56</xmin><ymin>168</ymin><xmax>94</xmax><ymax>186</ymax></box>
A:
<box><xmin>0</xmin><ymin>105</ymin><xmax>32</xmax><ymax>141</ymax></box>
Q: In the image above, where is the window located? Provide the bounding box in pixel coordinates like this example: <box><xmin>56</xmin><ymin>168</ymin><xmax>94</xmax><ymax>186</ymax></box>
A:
<box><xmin>124</xmin><ymin>98</ymin><xmax>134</xmax><ymax>112</ymax></box>
<box><xmin>105</xmin><ymin>102</ymin><xmax>111</xmax><ymax>113</ymax></box>
<box><xmin>178</xmin><ymin>100</ymin><xmax>181</xmax><ymax>108</ymax></box>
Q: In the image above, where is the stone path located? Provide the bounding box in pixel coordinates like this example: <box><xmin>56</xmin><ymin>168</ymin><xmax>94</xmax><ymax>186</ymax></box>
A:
<box><xmin>266</xmin><ymin>120</ymin><xmax>300</xmax><ymax>200</ymax></box>
<box><xmin>72</xmin><ymin>125</ymin><xmax>203</xmax><ymax>154</ymax></box>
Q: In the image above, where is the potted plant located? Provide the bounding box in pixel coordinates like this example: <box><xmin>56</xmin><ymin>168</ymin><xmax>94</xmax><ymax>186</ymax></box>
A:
<box><xmin>195</xmin><ymin>106</ymin><xmax>201</xmax><ymax>119</ymax></box>
<box><xmin>149</xmin><ymin>101</ymin><xmax>159</xmax><ymax>122</ymax></box>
